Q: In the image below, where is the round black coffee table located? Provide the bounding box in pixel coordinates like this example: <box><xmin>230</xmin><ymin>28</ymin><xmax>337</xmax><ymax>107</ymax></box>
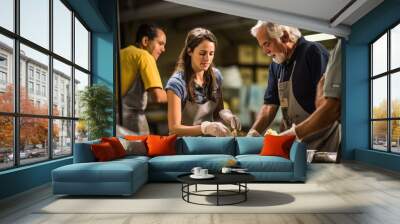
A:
<box><xmin>177</xmin><ymin>173</ymin><xmax>255</xmax><ymax>206</ymax></box>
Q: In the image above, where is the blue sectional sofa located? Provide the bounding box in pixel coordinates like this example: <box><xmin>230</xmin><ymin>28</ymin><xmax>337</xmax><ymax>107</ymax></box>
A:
<box><xmin>52</xmin><ymin>137</ymin><xmax>307</xmax><ymax>196</ymax></box>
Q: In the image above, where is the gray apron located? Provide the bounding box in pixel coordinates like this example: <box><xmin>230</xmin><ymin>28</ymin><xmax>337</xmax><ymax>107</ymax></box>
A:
<box><xmin>278</xmin><ymin>61</ymin><xmax>341</xmax><ymax>152</ymax></box>
<box><xmin>121</xmin><ymin>71</ymin><xmax>150</xmax><ymax>135</ymax></box>
<box><xmin>182</xmin><ymin>100</ymin><xmax>217</xmax><ymax>126</ymax></box>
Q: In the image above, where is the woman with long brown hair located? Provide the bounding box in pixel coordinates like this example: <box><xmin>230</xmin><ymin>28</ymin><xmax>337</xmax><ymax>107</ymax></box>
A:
<box><xmin>165</xmin><ymin>28</ymin><xmax>241</xmax><ymax>136</ymax></box>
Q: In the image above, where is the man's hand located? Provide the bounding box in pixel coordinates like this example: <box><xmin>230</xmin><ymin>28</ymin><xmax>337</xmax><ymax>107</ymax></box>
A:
<box><xmin>247</xmin><ymin>129</ymin><xmax>261</xmax><ymax>137</ymax></box>
<box><xmin>248</xmin><ymin>104</ymin><xmax>278</xmax><ymax>137</ymax></box>
<box><xmin>279</xmin><ymin>123</ymin><xmax>299</xmax><ymax>140</ymax></box>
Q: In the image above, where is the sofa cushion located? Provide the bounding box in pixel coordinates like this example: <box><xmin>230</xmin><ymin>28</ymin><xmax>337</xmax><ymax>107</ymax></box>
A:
<box><xmin>147</xmin><ymin>135</ymin><xmax>177</xmax><ymax>157</ymax></box>
<box><xmin>177</xmin><ymin>137</ymin><xmax>235</xmax><ymax>155</ymax></box>
<box><xmin>52</xmin><ymin>158</ymin><xmax>147</xmax><ymax>183</ymax></box>
<box><xmin>91</xmin><ymin>142</ymin><xmax>118</xmax><ymax>161</ymax></box>
<box><xmin>148</xmin><ymin>154</ymin><xmax>235</xmax><ymax>172</ymax></box>
<box><xmin>101</xmin><ymin>137</ymin><xmax>127</xmax><ymax>158</ymax></box>
<box><xmin>236</xmin><ymin>155</ymin><xmax>293</xmax><ymax>172</ymax></box>
<box><xmin>125</xmin><ymin>135</ymin><xmax>148</xmax><ymax>142</ymax></box>
<box><xmin>236</xmin><ymin>137</ymin><xmax>264</xmax><ymax>155</ymax></box>
<box><xmin>260</xmin><ymin>135</ymin><xmax>296</xmax><ymax>159</ymax></box>
<box><xmin>116</xmin><ymin>155</ymin><xmax>150</xmax><ymax>163</ymax></box>
<box><xmin>119</xmin><ymin>138</ymin><xmax>147</xmax><ymax>156</ymax></box>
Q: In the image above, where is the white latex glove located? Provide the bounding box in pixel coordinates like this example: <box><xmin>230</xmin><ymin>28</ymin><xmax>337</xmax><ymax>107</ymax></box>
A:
<box><xmin>246</xmin><ymin>128</ymin><xmax>261</xmax><ymax>137</ymax></box>
<box><xmin>201</xmin><ymin>121</ymin><xmax>232</xmax><ymax>137</ymax></box>
<box><xmin>219</xmin><ymin>109</ymin><xmax>242</xmax><ymax>131</ymax></box>
<box><xmin>279</xmin><ymin>123</ymin><xmax>299</xmax><ymax>139</ymax></box>
<box><xmin>264</xmin><ymin>128</ymin><xmax>278</xmax><ymax>136</ymax></box>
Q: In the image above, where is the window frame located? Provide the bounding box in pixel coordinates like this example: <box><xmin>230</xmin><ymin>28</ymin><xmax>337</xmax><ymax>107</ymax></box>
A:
<box><xmin>0</xmin><ymin>53</ymin><xmax>8</xmax><ymax>90</ymax></box>
<box><xmin>370</xmin><ymin>20</ymin><xmax>400</xmax><ymax>154</ymax></box>
<box><xmin>0</xmin><ymin>0</ymin><xmax>92</xmax><ymax>171</ymax></box>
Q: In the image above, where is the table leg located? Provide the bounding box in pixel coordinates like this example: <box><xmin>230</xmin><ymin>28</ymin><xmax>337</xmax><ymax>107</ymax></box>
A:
<box><xmin>217</xmin><ymin>184</ymin><xmax>219</xmax><ymax>206</ymax></box>
<box><xmin>245</xmin><ymin>183</ymin><xmax>247</xmax><ymax>201</ymax></box>
<box><xmin>188</xmin><ymin>184</ymin><xmax>191</xmax><ymax>202</ymax></box>
<box><xmin>181</xmin><ymin>184</ymin><xmax>183</xmax><ymax>200</ymax></box>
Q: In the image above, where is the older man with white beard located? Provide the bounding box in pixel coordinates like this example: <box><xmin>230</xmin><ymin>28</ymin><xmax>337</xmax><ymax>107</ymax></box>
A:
<box><xmin>247</xmin><ymin>21</ymin><xmax>341</xmax><ymax>157</ymax></box>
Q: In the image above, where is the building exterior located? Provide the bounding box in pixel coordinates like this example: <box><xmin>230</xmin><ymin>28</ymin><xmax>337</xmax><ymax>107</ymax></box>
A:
<box><xmin>0</xmin><ymin>41</ymin><xmax>76</xmax><ymax>150</ymax></box>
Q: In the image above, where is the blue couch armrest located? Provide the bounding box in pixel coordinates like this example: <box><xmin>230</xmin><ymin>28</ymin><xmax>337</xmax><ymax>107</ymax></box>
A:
<box><xmin>289</xmin><ymin>141</ymin><xmax>307</xmax><ymax>181</ymax></box>
<box><xmin>73</xmin><ymin>140</ymin><xmax>100</xmax><ymax>163</ymax></box>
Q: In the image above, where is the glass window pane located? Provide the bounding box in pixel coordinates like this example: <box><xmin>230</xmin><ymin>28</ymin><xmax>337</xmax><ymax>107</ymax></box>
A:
<box><xmin>53</xmin><ymin>59</ymin><xmax>72</xmax><ymax>116</ymax></box>
<box><xmin>391</xmin><ymin>72</ymin><xmax>400</xmax><ymax>118</ymax></box>
<box><xmin>372</xmin><ymin>33</ymin><xmax>387</xmax><ymax>76</ymax></box>
<box><xmin>53</xmin><ymin>119</ymin><xmax>72</xmax><ymax>158</ymax></box>
<box><xmin>391</xmin><ymin>120</ymin><xmax>400</xmax><ymax>153</ymax></box>
<box><xmin>0</xmin><ymin>116</ymin><xmax>14</xmax><ymax>170</ymax></box>
<box><xmin>0</xmin><ymin>0</ymin><xmax>14</xmax><ymax>31</ymax></box>
<box><xmin>372</xmin><ymin>77</ymin><xmax>387</xmax><ymax>119</ymax></box>
<box><xmin>20</xmin><ymin>0</ymin><xmax>49</xmax><ymax>49</ymax></box>
<box><xmin>74</xmin><ymin>18</ymin><xmax>89</xmax><ymax>70</ymax></box>
<box><xmin>74</xmin><ymin>69</ymin><xmax>89</xmax><ymax>118</ymax></box>
<box><xmin>20</xmin><ymin>44</ymin><xmax>49</xmax><ymax>115</ymax></box>
<box><xmin>20</xmin><ymin>117</ymin><xmax>49</xmax><ymax>165</ymax></box>
<box><xmin>53</xmin><ymin>0</ymin><xmax>72</xmax><ymax>60</ymax></box>
<box><xmin>372</xmin><ymin>121</ymin><xmax>388</xmax><ymax>151</ymax></box>
<box><xmin>0</xmin><ymin>34</ymin><xmax>14</xmax><ymax>112</ymax></box>
<box><xmin>391</xmin><ymin>24</ymin><xmax>400</xmax><ymax>70</ymax></box>
<box><xmin>75</xmin><ymin>120</ymin><xmax>88</xmax><ymax>143</ymax></box>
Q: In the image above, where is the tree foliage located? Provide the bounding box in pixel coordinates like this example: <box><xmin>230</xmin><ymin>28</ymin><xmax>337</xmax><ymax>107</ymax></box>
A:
<box><xmin>79</xmin><ymin>84</ymin><xmax>113</xmax><ymax>140</ymax></box>
<box><xmin>0</xmin><ymin>85</ymin><xmax>59</xmax><ymax>150</ymax></box>
<box><xmin>372</xmin><ymin>99</ymin><xmax>400</xmax><ymax>140</ymax></box>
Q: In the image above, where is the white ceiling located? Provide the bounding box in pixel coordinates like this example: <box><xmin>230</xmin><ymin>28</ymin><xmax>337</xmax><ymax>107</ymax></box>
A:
<box><xmin>227</xmin><ymin>0</ymin><xmax>352</xmax><ymax>22</ymax></box>
<box><xmin>164</xmin><ymin>0</ymin><xmax>383</xmax><ymax>38</ymax></box>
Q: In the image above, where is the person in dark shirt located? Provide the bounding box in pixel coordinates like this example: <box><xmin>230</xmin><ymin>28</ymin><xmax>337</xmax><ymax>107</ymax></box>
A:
<box><xmin>280</xmin><ymin>40</ymin><xmax>342</xmax><ymax>162</ymax></box>
<box><xmin>247</xmin><ymin>21</ymin><xmax>341</xmax><ymax>155</ymax></box>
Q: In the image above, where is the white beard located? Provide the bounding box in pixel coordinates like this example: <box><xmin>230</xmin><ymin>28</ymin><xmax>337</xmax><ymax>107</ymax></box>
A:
<box><xmin>272</xmin><ymin>53</ymin><xmax>287</xmax><ymax>64</ymax></box>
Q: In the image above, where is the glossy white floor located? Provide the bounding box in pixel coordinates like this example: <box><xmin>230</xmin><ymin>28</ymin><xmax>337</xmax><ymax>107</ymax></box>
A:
<box><xmin>0</xmin><ymin>162</ymin><xmax>400</xmax><ymax>224</ymax></box>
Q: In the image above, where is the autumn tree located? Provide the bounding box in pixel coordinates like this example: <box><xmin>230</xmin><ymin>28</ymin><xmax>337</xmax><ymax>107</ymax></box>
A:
<box><xmin>372</xmin><ymin>100</ymin><xmax>387</xmax><ymax>140</ymax></box>
<box><xmin>0</xmin><ymin>84</ymin><xmax>60</xmax><ymax>151</ymax></box>
<box><xmin>0</xmin><ymin>85</ymin><xmax>14</xmax><ymax>149</ymax></box>
<box><xmin>372</xmin><ymin>99</ymin><xmax>400</xmax><ymax>143</ymax></box>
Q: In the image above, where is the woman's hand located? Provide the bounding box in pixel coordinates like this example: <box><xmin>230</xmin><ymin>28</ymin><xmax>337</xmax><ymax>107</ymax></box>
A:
<box><xmin>201</xmin><ymin>121</ymin><xmax>232</xmax><ymax>137</ymax></box>
<box><xmin>219</xmin><ymin>109</ymin><xmax>242</xmax><ymax>131</ymax></box>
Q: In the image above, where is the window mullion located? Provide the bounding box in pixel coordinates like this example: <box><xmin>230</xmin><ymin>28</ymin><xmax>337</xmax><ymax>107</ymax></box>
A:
<box><xmin>387</xmin><ymin>29</ymin><xmax>392</xmax><ymax>152</ymax></box>
<box><xmin>370</xmin><ymin>45</ymin><xmax>373</xmax><ymax>149</ymax></box>
<box><xmin>71</xmin><ymin>10</ymin><xmax>76</xmax><ymax>153</ymax></box>
<box><xmin>49</xmin><ymin>0</ymin><xmax>54</xmax><ymax>159</ymax></box>
<box><xmin>13</xmin><ymin>0</ymin><xmax>21</xmax><ymax>166</ymax></box>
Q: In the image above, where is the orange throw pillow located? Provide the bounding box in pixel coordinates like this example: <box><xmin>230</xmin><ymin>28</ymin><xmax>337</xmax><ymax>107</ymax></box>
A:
<box><xmin>260</xmin><ymin>134</ymin><xmax>296</xmax><ymax>159</ymax></box>
<box><xmin>91</xmin><ymin>142</ymin><xmax>117</xmax><ymax>161</ymax></box>
<box><xmin>125</xmin><ymin>135</ymin><xmax>148</xmax><ymax>142</ymax></box>
<box><xmin>146</xmin><ymin>135</ymin><xmax>177</xmax><ymax>157</ymax></box>
<box><xmin>101</xmin><ymin>137</ymin><xmax>126</xmax><ymax>158</ymax></box>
